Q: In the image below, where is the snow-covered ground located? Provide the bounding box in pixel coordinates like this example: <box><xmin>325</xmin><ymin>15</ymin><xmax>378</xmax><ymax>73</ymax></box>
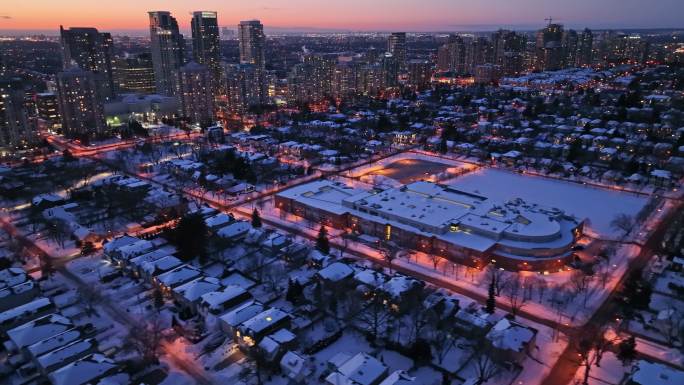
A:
<box><xmin>242</xmin><ymin>194</ymin><xmax>643</xmax><ymax>327</ymax></box>
<box><xmin>346</xmin><ymin>151</ymin><xmax>475</xmax><ymax>178</ymax></box>
<box><xmin>443</xmin><ymin>168</ymin><xmax>649</xmax><ymax>239</ymax></box>
<box><xmin>572</xmin><ymin>351</ymin><xmax>631</xmax><ymax>385</ymax></box>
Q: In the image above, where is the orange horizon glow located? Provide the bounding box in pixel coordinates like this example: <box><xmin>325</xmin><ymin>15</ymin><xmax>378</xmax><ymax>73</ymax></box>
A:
<box><xmin>0</xmin><ymin>0</ymin><xmax>682</xmax><ymax>33</ymax></box>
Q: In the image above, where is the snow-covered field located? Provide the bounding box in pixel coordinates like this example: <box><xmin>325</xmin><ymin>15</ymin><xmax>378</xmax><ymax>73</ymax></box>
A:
<box><xmin>445</xmin><ymin>168</ymin><xmax>650</xmax><ymax>238</ymax></box>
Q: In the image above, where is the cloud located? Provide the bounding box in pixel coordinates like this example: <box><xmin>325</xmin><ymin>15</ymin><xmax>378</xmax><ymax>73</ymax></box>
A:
<box><xmin>0</xmin><ymin>15</ymin><xmax>12</xmax><ymax>19</ymax></box>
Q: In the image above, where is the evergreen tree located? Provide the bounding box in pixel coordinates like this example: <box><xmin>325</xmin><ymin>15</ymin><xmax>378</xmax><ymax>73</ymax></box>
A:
<box><xmin>285</xmin><ymin>279</ymin><xmax>295</xmax><ymax>302</ymax></box>
<box><xmin>153</xmin><ymin>288</ymin><xmax>164</xmax><ymax>311</ymax></box>
<box><xmin>173</xmin><ymin>212</ymin><xmax>208</xmax><ymax>261</ymax></box>
<box><xmin>285</xmin><ymin>279</ymin><xmax>303</xmax><ymax>304</ymax></box>
<box><xmin>438</xmin><ymin>135</ymin><xmax>448</xmax><ymax>154</ymax></box>
<box><xmin>62</xmin><ymin>149</ymin><xmax>76</xmax><ymax>162</ymax></box>
<box><xmin>251</xmin><ymin>208</ymin><xmax>262</xmax><ymax>228</ymax></box>
<box><xmin>622</xmin><ymin>268</ymin><xmax>652</xmax><ymax>310</ymax></box>
<box><xmin>567</xmin><ymin>139</ymin><xmax>583</xmax><ymax>162</ymax></box>
<box><xmin>617</xmin><ymin>336</ymin><xmax>637</xmax><ymax>365</ymax></box>
<box><xmin>486</xmin><ymin>277</ymin><xmax>496</xmax><ymax>314</ymax></box>
<box><xmin>316</xmin><ymin>226</ymin><xmax>330</xmax><ymax>254</ymax></box>
<box><xmin>81</xmin><ymin>241</ymin><xmax>96</xmax><ymax>255</ymax></box>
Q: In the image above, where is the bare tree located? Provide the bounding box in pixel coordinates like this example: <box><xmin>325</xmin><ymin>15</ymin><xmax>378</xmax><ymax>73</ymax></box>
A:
<box><xmin>535</xmin><ymin>277</ymin><xmax>548</xmax><ymax>302</ymax></box>
<box><xmin>339</xmin><ymin>291</ymin><xmax>363</xmax><ymax>322</ymax></box>
<box><xmin>244</xmin><ymin>250</ymin><xmax>269</xmax><ymax>282</ymax></box>
<box><xmin>549</xmin><ymin>285</ymin><xmax>570</xmax><ymax>341</ymax></box>
<box><xmin>428</xmin><ymin>254</ymin><xmax>441</xmax><ymax>270</ymax></box>
<box><xmin>378</xmin><ymin>241</ymin><xmax>399</xmax><ymax>275</ymax></box>
<box><xmin>656</xmin><ymin>301</ymin><xmax>683</xmax><ymax>346</ymax></box>
<box><xmin>610</xmin><ymin>213</ymin><xmax>634</xmax><ymax>237</ymax></box>
<box><xmin>356</xmin><ymin>295</ymin><xmax>391</xmax><ymax>343</ymax></box>
<box><xmin>596</xmin><ymin>261</ymin><xmax>612</xmax><ymax>289</ymax></box>
<box><xmin>46</xmin><ymin>218</ymin><xmax>70</xmax><ymax>249</ymax></box>
<box><xmin>484</xmin><ymin>265</ymin><xmax>507</xmax><ymax>296</ymax></box>
<box><xmin>452</xmin><ymin>261</ymin><xmax>461</xmax><ymax>277</ymax></box>
<box><xmin>431</xmin><ymin>329</ymin><xmax>456</xmax><ymax>365</ymax></box>
<box><xmin>576</xmin><ymin>325</ymin><xmax>615</xmax><ymax>385</ymax></box>
<box><xmin>570</xmin><ymin>270</ymin><xmax>593</xmax><ymax>307</ymax></box>
<box><xmin>241</xmin><ymin>347</ymin><xmax>267</xmax><ymax>385</ymax></box>
<box><xmin>262</xmin><ymin>263</ymin><xmax>285</xmax><ymax>293</ymax></box>
<box><xmin>127</xmin><ymin>315</ymin><xmax>165</xmax><ymax>364</ymax></box>
<box><xmin>523</xmin><ymin>276</ymin><xmax>538</xmax><ymax>301</ymax></box>
<box><xmin>406</xmin><ymin>299</ymin><xmax>430</xmax><ymax>345</ymax></box>
<box><xmin>337</xmin><ymin>234</ymin><xmax>350</xmax><ymax>259</ymax></box>
<box><xmin>469</xmin><ymin>341</ymin><xmax>501</xmax><ymax>385</ymax></box>
<box><xmin>503</xmin><ymin>274</ymin><xmax>528</xmax><ymax>317</ymax></box>
<box><xmin>77</xmin><ymin>287</ymin><xmax>101</xmax><ymax>316</ymax></box>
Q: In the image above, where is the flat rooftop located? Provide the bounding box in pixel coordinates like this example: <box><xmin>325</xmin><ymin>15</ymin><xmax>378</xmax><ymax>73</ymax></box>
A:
<box><xmin>277</xmin><ymin>180</ymin><xmax>581</xmax><ymax>255</ymax></box>
<box><xmin>362</xmin><ymin>158</ymin><xmax>453</xmax><ymax>184</ymax></box>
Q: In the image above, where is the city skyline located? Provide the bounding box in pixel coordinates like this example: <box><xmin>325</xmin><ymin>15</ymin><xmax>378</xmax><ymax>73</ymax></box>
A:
<box><xmin>1</xmin><ymin>0</ymin><xmax>683</xmax><ymax>35</ymax></box>
<box><xmin>0</xmin><ymin>1</ymin><xmax>682</xmax><ymax>385</ymax></box>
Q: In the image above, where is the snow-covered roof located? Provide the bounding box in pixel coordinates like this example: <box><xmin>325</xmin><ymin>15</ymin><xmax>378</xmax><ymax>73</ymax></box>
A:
<box><xmin>258</xmin><ymin>329</ymin><xmax>295</xmax><ymax>356</ymax></box>
<box><xmin>28</xmin><ymin>329</ymin><xmax>82</xmax><ymax>358</ymax></box>
<box><xmin>276</xmin><ymin>180</ymin><xmax>365</xmax><ymax>215</ymax></box>
<box><xmin>219</xmin><ymin>301</ymin><xmax>265</xmax><ymax>328</ymax></box>
<box><xmin>0</xmin><ymin>297</ymin><xmax>52</xmax><ymax>326</ymax></box>
<box><xmin>220</xmin><ymin>272</ymin><xmax>256</xmax><ymax>290</ymax></box>
<box><xmin>240</xmin><ymin>307</ymin><xmax>289</xmax><ymax>335</ymax></box>
<box><xmin>103</xmin><ymin>236</ymin><xmax>140</xmax><ymax>254</ymax></box>
<box><xmin>651</xmin><ymin>169</ymin><xmax>671</xmax><ymax>179</ymax></box>
<box><xmin>278</xmin><ymin>180</ymin><xmax>580</xmax><ymax>259</ymax></box>
<box><xmin>37</xmin><ymin>338</ymin><xmax>96</xmax><ymax>372</ymax></box>
<box><xmin>454</xmin><ymin>307</ymin><xmax>492</xmax><ymax>330</ymax></box>
<box><xmin>486</xmin><ymin>318</ymin><xmax>537</xmax><ymax>353</ymax></box>
<box><xmin>318</xmin><ymin>262</ymin><xmax>354</xmax><ymax>282</ymax></box>
<box><xmin>630</xmin><ymin>360</ymin><xmax>684</xmax><ymax>385</ymax></box>
<box><xmin>200</xmin><ymin>285</ymin><xmax>249</xmax><ymax>311</ymax></box>
<box><xmin>156</xmin><ymin>265</ymin><xmax>201</xmax><ymax>288</ymax></box>
<box><xmin>31</xmin><ymin>193</ymin><xmax>63</xmax><ymax>206</ymax></box>
<box><xmin>173</xmin><ymin>276</ymin><xmax>222</xmax><ymax>303</ymax></box>
<box><xmin>354</xmin><ymin>269</ymin><xmax>387</xmax><ymax>288</ymax></box>
<box><xmin>0</xmin><ymin>267</ymin><xmax>28</xmax><ymax>289</ymax></box>
<box><xmin>378</xmin><ymin>370</ymin><xmax>416</xmax><ymax>385</ymax></box>
<box><xmin>217</xmin><ymin>221</ymin><xmax>252</xmax><ymax>239</ymax></box>
<box><xmin>49</xmin><ymin>354</ymin><xmax>118</xmax><ymax>385</ymax></box>
<box><xmin>382</xmin><ymin>276</ymin><xmax>421</xmax><ymax>299</ymax></box>
<box><xmin>141</xmin><ymin>256</ymin><xmax>182</xmax><ymax>276</ymax></box>
<box><xmin>280</xmin><ymin>351</ymin><xmax>311</xmax><ymax>379</ymax></box>
<box><xmin>205</xmin><ymin>213</ymin><xmax>234</xmax><ymax>229</ymax></box>
<box><xmin>326</xmin><ymin>352</ymin><xmax>387</xmax><ymax>385</ymax></box>
<box><xmin>7</xmin><ymin>313</ymin><xmax>73</xmax><ymax>349</ymax></box>
<box><xmin>129</xmin><ymin>248</ymin><xmax>173</xmax><ymax>268</ymax></box>
<box><xmin>115</xmin><ymin>239</ymin><xmax>154</xmax><ymax>260</ymax></box>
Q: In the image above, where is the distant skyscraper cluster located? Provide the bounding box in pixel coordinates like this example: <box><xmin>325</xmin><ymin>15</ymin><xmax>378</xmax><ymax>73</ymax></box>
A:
<box><xmin>0</xmin><ymin>10</ymin><xmax>662</xmax><ymax>148</ymax></box>
<box><xmin>56</xmin><ymin>66</ymin><xmax>106</xmax><ymax>139</ymax></box>
<box><xmin>148</xmin><ymin>11</ymin><xmax>186</xmax><ymax>96</ymax></box>
<box><xmin>0</xmin><ymin>78</ymin><xmax>31</xmax><ymax>147</ymax></box>
<box><xmin>191</xmin><ymin>11</ymin><xmax>221</xmax><ymax>86</ymax></box>
<box><xmin>388</xmin><ymin>32</ymin><xmax>407</xmax><ymax>72</ymax></box>
<box><xmin>177</xmin><ymin>62</ymin><xmax>214</xmax><ymax>126</ymax></box>
<box><xmin>286</xmin><ymin>33</ymin><xmax>410</xmax><ymax>104</ymax></box>
<box><xmin>113</xmin><ymin>54</ymin><xmax>156</xmax><ymax>94</ymax></box>
<box><xmin>59</xmin><ymin>27</ymin><xmax>115</xmax><ymax>99</ymax></box>
<box><xmin>436</xmin><ymin>30</ymin><xmax>529</xmax><ymax>80</ymax></box>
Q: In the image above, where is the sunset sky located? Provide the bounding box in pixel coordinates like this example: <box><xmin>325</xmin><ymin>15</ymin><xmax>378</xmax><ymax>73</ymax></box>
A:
<box><xmin>0</xmin><ymin>0</ymin><xmax>681</xmax><ymax>34</ymax></box>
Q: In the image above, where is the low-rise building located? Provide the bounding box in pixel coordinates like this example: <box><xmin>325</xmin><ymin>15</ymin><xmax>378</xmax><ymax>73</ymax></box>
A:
<box><xmin>624</xmin><ymin>360</ymin><xmax>684</xmax><ymax>385</ymax></box>
<box><xmin>326</xmin><ymin>352</ymin><xmax>388</xmax><ymax>385</ymax></box>
<box><xmin>275</xmin><ymin>180</ymin><xmax>583</xmax><ymax>271</ymax></box>
<box><xmin>485</xmin><ymin>318</ymin><xmax>538</xmax><ymax>364</ymax></box>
